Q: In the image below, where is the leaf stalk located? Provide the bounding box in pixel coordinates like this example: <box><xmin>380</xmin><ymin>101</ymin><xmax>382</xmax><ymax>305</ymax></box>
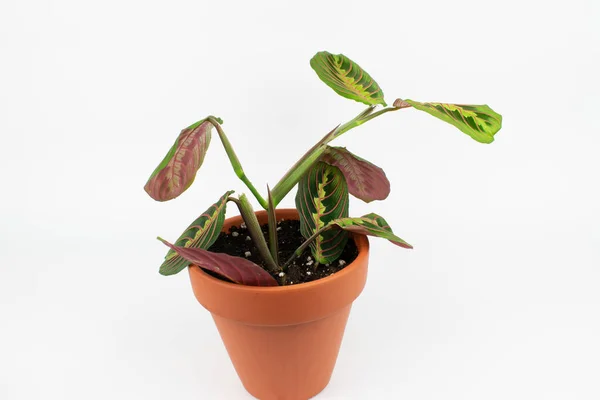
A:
<box><xmin>282</xmin><ymin>224</ymin><xmax>335</xmax><ymax>270</ymax></box>
<box><xmin>271</xmin><ymin>105</ymin><xmax>401</xmax><ymax>206</ymax></box>
<box><xmin>208</xmin><ymin>117</ymin><xmax>268</xmax><ymax>209</ymax></box>
<box><xmin>228</xmin><ymin>195</ymin><xmax>281</xmax><ymax>274</ymax></box>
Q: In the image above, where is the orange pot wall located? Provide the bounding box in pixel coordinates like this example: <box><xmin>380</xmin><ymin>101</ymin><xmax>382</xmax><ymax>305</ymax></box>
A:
<box><xmin>188</xmin><ymin>209</ymin><xmax>369</xmax><ymax>400</ymax></box>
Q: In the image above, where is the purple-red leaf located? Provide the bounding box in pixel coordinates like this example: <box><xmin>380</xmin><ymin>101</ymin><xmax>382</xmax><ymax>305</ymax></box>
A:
<box><xmin>158</xmin><ymin>238</ymin><xmax>279</xmax><ymax>287</ymax></box>
<box><xmin>321</xmin><ymin>146</ymin><xmax>390</xmax><ymax>203</ymax></box>
<box><xmin>144</xmin><ymin>118</ymin><xmax>217</xmax><ymax>202</ymax></box>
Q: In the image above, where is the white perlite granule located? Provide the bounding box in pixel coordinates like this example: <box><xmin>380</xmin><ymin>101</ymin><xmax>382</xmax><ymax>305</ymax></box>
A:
<box><xmin>244</xmin><ymin>251</ymin><xmax>252</xmax><ymax>258</ymax></box>
<box><xmin>231</xmin><ymin>231</ymin><xmax>239</xmax><ymax>237</ymax></box>
<box><xmin>338</xmin><ymin>259</ymin><xmax>346</xmax><ymax>266</ymax></box>
<box><xmin>278</xmin><ymin>272</ymin><xmax>285</xmax><ymax>277</ymax></box>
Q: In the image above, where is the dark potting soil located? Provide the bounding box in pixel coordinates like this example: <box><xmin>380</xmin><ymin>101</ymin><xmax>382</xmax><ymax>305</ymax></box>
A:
<box><xmin>208</xmin><ymin>219</ymin><xmax>359</xmax><ymax>286</ymax></box>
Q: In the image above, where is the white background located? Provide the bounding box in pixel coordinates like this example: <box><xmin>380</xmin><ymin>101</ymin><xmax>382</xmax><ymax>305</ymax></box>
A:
<box><xmin>1</xmin><ymin>0</ymin><xmax>599</xmax><ymax>399</ymax></box>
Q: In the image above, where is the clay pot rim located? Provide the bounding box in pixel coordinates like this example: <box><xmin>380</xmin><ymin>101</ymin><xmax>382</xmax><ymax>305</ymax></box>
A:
<box><xmin>188</xmin><ymin>208</ymin><xmax>369</xmax><ymax>293</ymax></box>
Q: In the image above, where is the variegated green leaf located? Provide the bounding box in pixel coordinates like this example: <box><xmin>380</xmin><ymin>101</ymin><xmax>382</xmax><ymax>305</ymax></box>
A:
<box><xmin>144</xmin><ymin>117</ymin><xmax>221</xmax><ymax>201</ymax></box>
<box><xmin>329</xmin><ymin>213</ymin><xmax>412</xmax><ymax>249</ymax></box>
<box><xmin>159</xmin><ymin>190</ymin><xmax>234</xmax><ymax>276</ymax></box>
<box><xmin>295</xmin><ymin>162</ymin><xmax>349</xmax><ymax>264</ymax></box>
<box><xmin>404</xmin><ymin>101</ymin><xmax>502</xmax><ymax>144</ymax></box>
<box><xmin>321</xmin><ymin>146</ymin><xmax>390</xmax><ymax>203</ymax></box>
<box><xmin>310</xmin><ymin>51</ymin><xmax>386</xmax><ymax>107</ymax></box>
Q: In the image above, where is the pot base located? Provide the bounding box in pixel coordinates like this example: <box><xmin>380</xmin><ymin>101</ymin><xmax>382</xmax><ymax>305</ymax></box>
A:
<box><xmin>213</xmin><ymin>305</ymin><xmax>352</xmax><ymax>400</ymax></box>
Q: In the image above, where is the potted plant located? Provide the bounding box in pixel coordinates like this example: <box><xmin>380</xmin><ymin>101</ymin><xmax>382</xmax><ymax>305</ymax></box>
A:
<box><xmin>144</xmin><ymin>51</ymin><xmax>502</xmax><ymax>399</ymax></box>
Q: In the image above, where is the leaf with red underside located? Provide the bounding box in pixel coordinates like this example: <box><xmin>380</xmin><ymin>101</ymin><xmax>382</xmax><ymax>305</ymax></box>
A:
<box><xmin>144</xmin><ymin>117</ymin><xmax>220</xmax><ymax>201</ymax></box>
<box><xmin>158</xmin><ymin>238</ymin><xmax>279</xmax><ymax>287</ymax></box>
<box><xmin>321</xmin><ymin>146</ymin><xmax>390</xmax><ymax>203</ymax></box>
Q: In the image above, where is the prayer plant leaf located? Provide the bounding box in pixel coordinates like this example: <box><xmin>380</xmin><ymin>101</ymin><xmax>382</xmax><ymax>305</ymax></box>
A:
<box><xmin>159</xmin><ymin>190</ymin><xmax>234</xmax><ymax>276</ymax></box>
<box><xmin>144</xmin><ymin>117</ymin><xmax>222</xmax><ymax>201</ymax></box>
<box><xmin>404</xmin><ymin>101</ymin><xmax>502</xmax><ymax>144</ymax></box>
<box><xmin>158</xmin><ymin>238</ymin><xmax>278</xmax><ymax>286</ymax></box>
<box><xmin>330</xmin><ymin>213</ymin><xmax>413</xmax><ymax>249</ymax></box>
<box><xmin>310</xmin><ymin>51</ymin><xmax>387</xmax><ymax>107</ymax></box>
<box><xmin>296</xmin><ymin>162</ymin><xmax>349</xmax><ymax>264</ymax></box>
<box><xmin>321</xmin><ymin>146</ymin><xmax>390</xmax><ymax>203</ymax></box>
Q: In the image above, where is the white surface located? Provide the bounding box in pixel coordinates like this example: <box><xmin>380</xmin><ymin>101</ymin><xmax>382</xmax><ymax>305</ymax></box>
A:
<box><xmin>1</xmin><ymin>0</ymin><xmax>599</xmax><ymax>399</ymax></box>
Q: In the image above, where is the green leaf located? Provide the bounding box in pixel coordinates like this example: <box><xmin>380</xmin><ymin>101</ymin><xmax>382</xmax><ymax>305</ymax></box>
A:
<box><xmin>404</xmin><ymin>101</ymin><xmax>502</xmax><ymax>144</ymax></box>
<box><xmin>159</xmin><ymin>190</ymin><xmax>234</xmax><ymax>276</ymax></box>
<box><xmin>144</xmin><ymin>117</ymin><xmax>221</xmax><ymax>201</ymax></box>
<box><xmin>295</xmin><ymin>162</ymin><xmax>349</xmax><ymax>264</ymax></box>
<box><xmin>310</xmin><ymin>51</ymin><xmax>387</xmax><ymax>107</ymax></box>
<box><xmin>329</xmin><ymin>213</ymin><xmax>412</xmax><ymax>249</ymax></box>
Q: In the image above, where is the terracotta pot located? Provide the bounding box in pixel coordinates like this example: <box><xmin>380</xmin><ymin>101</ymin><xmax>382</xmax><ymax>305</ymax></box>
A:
<box><xmin>188</xmin><ymin>208</ymin><xmax>369</xmax><ymax>400</ymax></box>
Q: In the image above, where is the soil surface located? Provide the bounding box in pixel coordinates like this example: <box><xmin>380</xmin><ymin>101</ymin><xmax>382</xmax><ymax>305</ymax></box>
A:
<box><xmin>208</xmin><ymin>219</ymin><xmax>358</xmax><ymax>286</ymax></box>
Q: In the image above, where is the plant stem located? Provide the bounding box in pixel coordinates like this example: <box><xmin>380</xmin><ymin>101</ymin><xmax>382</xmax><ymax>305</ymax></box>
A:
<box><xmin>269</xmin><ymin>130</ymin><xmax>332</xmax><ymax>207</ymax></box>
<box><xmin>333</xmin><ymin>106</ymin><xmax>400</xmax><ymax>138</ymax></box>
<box><xmin>207</xmin><ymin>117</ymin><xmax>268</xmax><ymax>209</ymax></box>
<box><xmin>228</xmin><ymin>195</ymin><xmax>281</xmax><ymax>274</ymax></box>
<box><xmin>270</xmin><ymin>105</ymin><xmax>401</xmax><ymax>206</ymax></box>
<box><xmin>282</xmin><ymin>224</ymin><xmax>334</xmax><ymax>270</ymax></box>
<box><xmin>266</xmin><ymin>185</ymin><xmax>279</xmax><ymax>265</ymax></box>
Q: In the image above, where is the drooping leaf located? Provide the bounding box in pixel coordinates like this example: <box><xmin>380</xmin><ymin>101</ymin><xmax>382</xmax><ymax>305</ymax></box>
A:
<box><xmin>144</xmin><ymin>117</ymin><xmax>221</xmax><ymax>201</ymax></box>
<box><xmin>329</xmin><ymin>213</ymin><xmax>413</xmax><ymax>249</ymax></box>
<box><xmin>158</xmin><ymin>238</ymin><xmax>278</xmax><ymax>286</ymax></box>
<box><xmin>159</xmin><ymin>190</ymin><xmax>234</xmax><ymax>276</ymax></box>
<box><xmin>295</xmin><ymin>162</ymin><xmax>349</xmax><ymax>264</ymax></box>
<box><xmin>310</xmin><ymin>51</ymin><xmax>387</xmax><ymax>107</ymax></box>
<box><xmin>404</xmin><ymin>101</ymin><xmax>502</xmax><ymax>144</ymax></box>
<box><xmin>321</xmin><ymin>146</ymin><xmax>390</xmax><ymax>203</ymax></box>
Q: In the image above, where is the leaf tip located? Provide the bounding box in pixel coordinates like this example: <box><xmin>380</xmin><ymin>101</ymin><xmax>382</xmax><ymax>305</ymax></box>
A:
<box><xmin>157</xmin><ymin>236</ymin><xmax>171</xmax><ymax>246</ymax></box>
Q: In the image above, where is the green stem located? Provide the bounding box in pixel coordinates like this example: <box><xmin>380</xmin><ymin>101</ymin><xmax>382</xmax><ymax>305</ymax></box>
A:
<box><xmin>269</xmin><ymin>131</ymin><xmax>332</xmax><ymax>207</ymax></box>
<box><xmin>228</xmin><ymin>194</ymin><xmax>281</xmax><ymax>274</ymax></box>
<box><xmin>282</xmin><ymin>224</ymin><xmax>333</xmax><ymax>270</ymax></box>
<box><xmin>334</xmin><ymin>106</ymin><xmax>400</xmax><ymax>138</ymax></box>
<box><xmin>266</xmin><ymin>186</ymin><xmax>279</xmax><ymax>265</ymax></box>
<box><xmin>270</xmin><ymin>106</ymin><xmax>400</xmax><ymax>206</ymax></box>
<box><xmin>207</xmin><ymin>117</ymin><xmax>268</xmax><ymax>209</ymax></box>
